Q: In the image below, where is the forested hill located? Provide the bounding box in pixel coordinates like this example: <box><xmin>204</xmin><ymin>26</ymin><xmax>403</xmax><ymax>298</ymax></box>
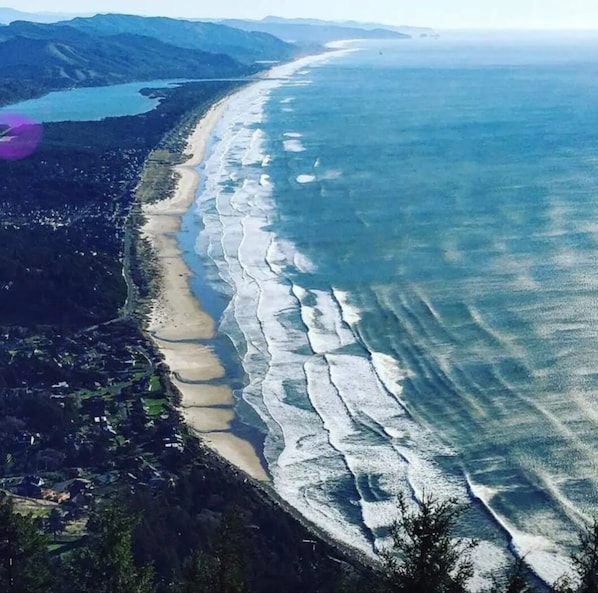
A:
<box><xmin>0</xmin><ymin>14</ymin><xmax>297</xmax><ymax>106</ymax></box>
<box><xmin>66</xmin><ymin>14</ymin><xmax>296</xmax><ymax>65</ymax></box>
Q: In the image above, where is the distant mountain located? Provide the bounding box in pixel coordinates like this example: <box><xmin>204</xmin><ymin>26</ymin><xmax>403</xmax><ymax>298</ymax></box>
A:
<box><xmin>0</xmin><ymin>15</ymin><xmax>298</xmax><ymax>106</ymax></box>
<box><xmin>0</xmin><ymin>20</ymin><xmax>93</xmax><ymax>44</ymax></box>
<box><xmin>212</xmin><ymin>16</ymin><xmax>410</xmax><ymax>44</ymax></box>
<box><xmin>260</xmin><ymin>16</ymin><xmax>435</xmax><ymax>37</ymax></box>
<box><xmin>66</xmin><ymin>14</ymin><xmax>297</xmax><ymax>65</ymax></box>
<box><xmin>0</xmin><ymin>6</ymin><xmax>88</xmax><ymax>24</ymax></box>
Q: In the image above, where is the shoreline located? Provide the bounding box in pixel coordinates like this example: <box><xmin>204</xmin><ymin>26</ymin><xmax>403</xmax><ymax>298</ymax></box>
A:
<box><xmin>141</xmin><ymin>94</ymin><xmax>269</xmax><ymax>482</ymax></box>
<box><xmin>139</xmin><ymin>50</ymin><xmax>348</xmax><ymax>484</ymax></box>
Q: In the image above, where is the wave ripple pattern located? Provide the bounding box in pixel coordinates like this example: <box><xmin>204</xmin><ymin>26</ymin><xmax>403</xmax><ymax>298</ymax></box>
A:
<box><xmin>193</xmin><ymin>38</ymin><xmax>598</xmax><ymax>586</ymax></box>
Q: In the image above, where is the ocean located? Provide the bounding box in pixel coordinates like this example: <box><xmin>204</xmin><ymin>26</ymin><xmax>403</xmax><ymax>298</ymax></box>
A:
<box><xmin>187</xmin><ymin>33</ymin><xmax>598</xmax><ymax>586</ymax></box>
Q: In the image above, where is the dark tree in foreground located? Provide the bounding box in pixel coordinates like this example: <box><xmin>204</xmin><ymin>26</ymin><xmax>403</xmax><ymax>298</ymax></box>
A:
<box><xmin>66</xmin><ymin>503</ymin><xmax>155</xmax><ymax>593</ymax></box>
<box><xmin>46</xmin><ymin>507</ymin><xmax>65</xmax><ymax>541</ymax></box>
<box><xmin>212</xmin><ymin>511</ymin><xmax>250</xmax><ymax>593</ymax></box>
<box><xmin>550</xmin><ymin>576</ymin><xmax>575</xmax><ymax>593</ymax></box>
<box><xmin>574</xmin><ymin>519</ymin><xmax>598</xmax><ymax>593</ymax></box>
<box><xmin>176</xmin><ymin>510</ymin><xmax>249</xmax><ymax>593</ymax></box>
<box><xmin>489</xmin><ymin>557</ymin><xmax>537</xmax><ymax>593</ymax></box>
<box><xmin>549</xmin><ymin>519</ymin><xmax>598</xmax><ymax>593</ymax></box>
<box><xmin>381</xmin><ymin>493</ymin><xmax>477</xmax><ymax>593</ymax></box>
<box><xmin>177</xmin><ymin>550</ymin><xmax>221</xmax><ymax>593</ymax></box>
<box><xmin>0</xmin><ymin>492</ymin><xmax>54</xmax><ymax>593</ymax></box>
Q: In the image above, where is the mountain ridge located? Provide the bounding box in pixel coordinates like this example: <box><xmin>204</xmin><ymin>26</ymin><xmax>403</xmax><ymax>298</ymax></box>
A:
<box><xmin>211</xmin><ymin>17</ymin><xmax>411</xmax><ymax>43</ymax></box>
<box><xmin>260</xmin><ymin>15</ymin><xmax>434</xmax><ymax>35</ymax></box>
<box><xmin>66</xmin><ymin>14</ymin><xmax>297</xmax><ymax>65</ymax></box>
<box><xmin>0</xmin><ymin>14</ymin><xmax>298</xmax><ymax>107</ymax></box>
<box><xmin>0</xmin><ymin>6</ymin><xmax>91</xmax><ymax>24</ymax></box>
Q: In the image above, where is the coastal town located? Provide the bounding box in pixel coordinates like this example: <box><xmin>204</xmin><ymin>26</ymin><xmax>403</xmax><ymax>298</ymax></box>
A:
<box><xmin>0</xmin><ymin>70</ymin><xmax>247</xmax><ymax>547</ymax></box>
<box><xmin>0</xmin><ymin>37</ymin><xmax>370</xmax><ymax>587</ymax></box>
<box><xmin>0</xmin><ymin>312</ymin><xmax>185</xmax><ymax>541</ymax></box>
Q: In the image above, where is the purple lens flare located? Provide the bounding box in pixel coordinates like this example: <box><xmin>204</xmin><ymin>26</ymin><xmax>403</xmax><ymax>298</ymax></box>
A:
<box><xmin>0</xmin><ymin>113</ymin><xmax>43</xmax><ymax>161</ymax></box>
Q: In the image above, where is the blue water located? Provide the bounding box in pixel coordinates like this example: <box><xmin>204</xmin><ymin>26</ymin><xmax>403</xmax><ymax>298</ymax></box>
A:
<box><xmin>0</xmin><ymin>79</ymin><xmax>190</xmax><ymax>122</ymax></box>
<box><xmin>191</xmin><ymin>34</ymin><xmax>598</xmax><ymax>586</ymax></box>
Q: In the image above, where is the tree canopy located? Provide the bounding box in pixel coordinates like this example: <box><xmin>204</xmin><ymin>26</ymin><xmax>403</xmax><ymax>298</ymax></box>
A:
<box><xmin>65</xmin><ymin>503</ymin><xmax>155</xmax><ymax>593</ymax></box>
<box><xmin>0</xmin><ymin>492</ymin><xmax>53</xmax><ymax>593</ymax></box>
<box><xmin>381</xmin><ymin>492</ymin><xmax>477</xmax><ymax>593</ymax></box>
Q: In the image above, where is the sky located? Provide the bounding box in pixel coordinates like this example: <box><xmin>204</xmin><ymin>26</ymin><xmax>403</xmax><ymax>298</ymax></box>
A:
<box><xmin>6</xmin><ymin>0</ymin><xmax>598</xmax><ymax>30</ymax></box>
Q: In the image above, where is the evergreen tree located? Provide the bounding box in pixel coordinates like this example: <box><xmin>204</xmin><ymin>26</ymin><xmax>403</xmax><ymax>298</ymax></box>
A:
<box><xmin>211</xmin><ymin>511</ymin><xmax>249</xmax><ymax>593</ymax></box>
<box><xmin>381</xmin><ymin>492</ymin><xmax>477</xmax><ymax>593</ymax></box>
<box><xmin>67</xmin><ymin>503</ymin><xmax>155</xmax><ymax>593</ymax></box>
<box><xmin>550</xmin><ymin>576</ymin><xmax>575</xmax><ymax>593</ymax></box>
<box><xmin>46</xmin><ymin>507</ymin><xmax>65</xmax><ymax>541</ymax></box>
<box><xmin>573</xmin><ymin>519</ymin><xmax>598</xmax><ymax>593</ymax></box>
<box><xmin>0</xmin><ymin>492</ymin><xmax>54</xmax><ymax>593</ymax></box>
<box><xmin>177</xmin><ymin>550</ymin><xmax>219</xmax><ymax>593</ymax></box>
<box><xmin>175</xmin><ymin>510</ymin><xmax>249</xmax><ymax>593</ymax></box>
<box><xmin>489</xmin><ymin>557</ymin><xmax>537</xmax><ymax>593</ymax></box>
<box><xmin>550</xmin><ymin>519</ymin><xmax>598</xmax><ymax>593</ymax></box>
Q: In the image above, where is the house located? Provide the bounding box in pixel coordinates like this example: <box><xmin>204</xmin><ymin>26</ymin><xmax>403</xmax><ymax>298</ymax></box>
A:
<box><xmin>68</xmin><ymin>478</ymin><xmax>93</xmax><ymax>499</ymax></box>
<box><xmin>103</xmin><ymin>421</ymin><xmax>117</xmax><ymax>436</ymax></box>
<box><xmin>42</xmin><ymin>489</ymin><xmax>70</xmax><ymax>504</ymax></box>
<box><xmin>83</xmin><ymin>396</ymin><xmax>110</xmax><ymax>427</ymax></box>
<box><xmin>163</xmin><ymin>428</ymin><xmax>184</xmax><ymax>452</ymax></box>
<box><xmin>67</xmin><ymin>478</ymin><xmax>94</xmax><ymax>508</ymax></box>
<box><xmin>51</xmin><ymin>381</ymin><xmax>70</xmax><ymax>395</ymax></box>
<box><xmin>14</xmin><ymin>432</ymin><xmax>36</xmax><ymax>451</ymax></box>
<box><xmin>16</xmin><ymin>475</ymin><xmax>44</xmax><ymax>498</ymax></box>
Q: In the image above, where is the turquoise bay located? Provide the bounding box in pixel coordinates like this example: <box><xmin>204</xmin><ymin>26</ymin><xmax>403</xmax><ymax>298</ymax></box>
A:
<box><xmin>0</xmin><ymin>79</ymin><xmax>191</xmax><ymax>122</ymax></box>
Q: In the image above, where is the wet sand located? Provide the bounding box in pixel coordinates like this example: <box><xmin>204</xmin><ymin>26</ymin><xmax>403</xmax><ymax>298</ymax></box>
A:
<box><xmin>142</xmin><ymin>97</ymin><xmax>269</xmax><ymax>482</ymax></box>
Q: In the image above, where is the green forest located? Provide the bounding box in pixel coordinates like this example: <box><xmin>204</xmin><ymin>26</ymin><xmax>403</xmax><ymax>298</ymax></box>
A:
<box><xmin>4</xmin><ymin>488</ymin><xmax>598</xmax><ymax>593</ymax></box>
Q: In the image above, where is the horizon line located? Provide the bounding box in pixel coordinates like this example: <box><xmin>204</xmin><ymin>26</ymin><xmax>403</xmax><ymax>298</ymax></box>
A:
<box><xmin>3</xmin><ymin>7</ymin><xmax>598</xmax><ymax>33</ymax></box>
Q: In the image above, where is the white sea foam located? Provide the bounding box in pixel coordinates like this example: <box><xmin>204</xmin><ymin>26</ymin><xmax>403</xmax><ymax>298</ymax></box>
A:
<box><xmin>467</xmin><ymin>475</ymin><xmax>574</xmax><ymax>586</ymax></box>
<box><xmin>303</xmin><ymin>355</ymin><xmax>409</xmax><ymax>553</ymax></box>
<box><xmin>333</xmin><ymin>287</ymin><xmax>362</xmax><ymax>325</ymax></box>
<box><xmin>321</xmin><ymin>169</ymin><xmax>343</xmax><ymax>180</ymax></box>
<box><xmin>296</xmin><ymin>174</ymin><xmax>316</xmax><ymax>184</ymax></box>
<box><xmin>241</xmin><ymin>128</ymin><xmax>267</xmax><ymax>166</ymax></box>
<box><xmin>469</xmin><ymin>541</ymin><xmax>510</xmax><ymax>592</ymax></box>
<box><xmin>283</xmin><ymin>139</ymin><xmax>305</xmax><ymax>152</ymax></box>
<box><xmin>284</xmin><ymin>132</ymin><xmax>302</xmax><ymax>138</ymax></box>
<box><xmin>293</xmin><ymin>251</ymin><xmax>315</xmax><ymax>274</ymax></box>
<box><xmin>292</xmin><ymin>286</ymin><xmax>355</xmax><ymax>355</ymax></box>
<box><xmin>511</xmin><ymin>532</ymin><xmax>574</xmax><ymax>586</ymax></box>
<box><xmin>191</xmin><ymin>49</ymin><xmax>515</xmax><ymax>580</ymax></box>
<box><xmin>370</xmin><ymin>352</ymin><xmax>410</xmax><ymax>399</ymax></box>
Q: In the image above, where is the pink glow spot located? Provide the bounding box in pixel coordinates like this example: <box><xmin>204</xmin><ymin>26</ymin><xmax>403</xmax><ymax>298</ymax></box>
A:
<box><xmin>0</xmin><ymin>113</ymin><xmax>43</xmax><ymax>161</ymax></box>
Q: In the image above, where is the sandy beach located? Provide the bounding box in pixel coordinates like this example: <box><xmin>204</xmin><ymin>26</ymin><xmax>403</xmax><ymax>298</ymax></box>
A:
<box><xmin>142</xmin><ymin>96</ymin><xmax>269</xmax><ymax>482</ymax></box>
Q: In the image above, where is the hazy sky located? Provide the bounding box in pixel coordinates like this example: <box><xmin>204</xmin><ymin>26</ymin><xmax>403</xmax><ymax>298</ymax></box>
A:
<box><xmin>7</xmin><ymin>0</ymin><xmax>598</xmax><ymax>29</ymax></box>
